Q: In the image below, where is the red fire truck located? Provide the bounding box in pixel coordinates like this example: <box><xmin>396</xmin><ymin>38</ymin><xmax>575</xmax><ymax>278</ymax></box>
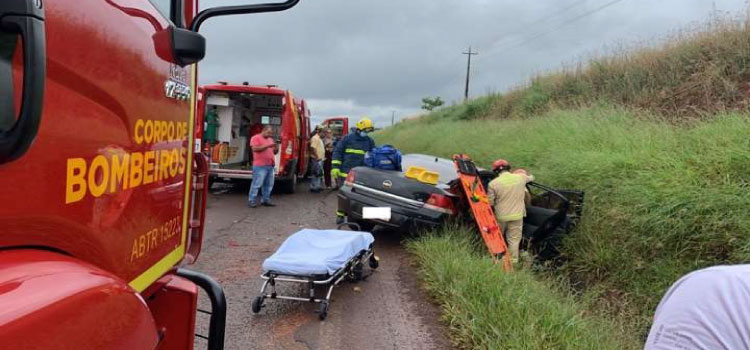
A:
<box><xmin>0</xmin><ymin>0</ymin><xmax>300</xmax><ymax>349</ymax></box>
<box><xmin>198</xmin><ymin>83</ymin><xmax>311</xmax><ymax>193</ymax></box>
<box><xmin>321</xmin><ymin>116</ymin><xmax>349</xmax><ymax>139</ymax></box>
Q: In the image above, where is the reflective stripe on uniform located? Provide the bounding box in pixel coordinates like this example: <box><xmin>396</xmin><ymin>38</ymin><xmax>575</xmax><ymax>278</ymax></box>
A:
<box><xmin>345</xmin><ymin>148</ymin><xmax>366</xmax><ymax>155</ymax></box>
<box><xmin>492</xmin><ymin>172</ymin><xmax>526</xmax><ymax>221</ymax></box>
<box><xmin>336</xmin><ymin>211</ymin><xmax>345</xmax><ymax>217</ymax></box>
<box><xmin>338</xmin><ymin>172</ymin><xmax>348</xmax><ymax>178</ymax></box>
<box><xmin>499</xmin><ymin>213</ymin><xmax>524</xmax><ymax>221</ymax></box>
<box><xmin>497</xmin><ymin>173</ymin><xmax>523</xmax><ymax>186</ymax></box>
<box><xmin>331</xmin><ymin>160</ymin><xmax>342</xmax><ymax>165</ymax></box>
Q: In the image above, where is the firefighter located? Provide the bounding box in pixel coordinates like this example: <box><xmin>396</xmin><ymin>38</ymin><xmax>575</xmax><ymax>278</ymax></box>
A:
<box><xmin>487</xmin><ymin>159</ymin><xmax>534</xmax><ymax>264</ymax></box>
<box><xmin>332</xmin><ymin>117</ymin><xmax>376</xmax><ymax>223</ymax></box>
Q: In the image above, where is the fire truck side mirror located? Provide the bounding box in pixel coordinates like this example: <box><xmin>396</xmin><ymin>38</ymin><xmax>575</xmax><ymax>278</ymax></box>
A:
<box><xmin>153</xmin><ymin>26</ymin><xmax>205</xmax><ymax>67</ymax></box>
<box><xmin>171</xmin><ymin>27</ymin><xmax>205</xmax><ymax>67</ymax></box>
<box><xmin>189</xmin><ymin>0</ymin><xmax>301</xmax><ymax>32</ymax></box>
<box><xmin>0</xmin><ymin>0</ymin><xmax>46</xmax><ymax>164</ymax></box>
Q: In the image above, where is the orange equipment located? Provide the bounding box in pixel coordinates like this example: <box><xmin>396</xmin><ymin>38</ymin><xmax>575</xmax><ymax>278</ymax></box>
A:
<box><xmin>453</xmin><ymin>154</ymin><xmax>513</xmax><ymax>271</ymax></box>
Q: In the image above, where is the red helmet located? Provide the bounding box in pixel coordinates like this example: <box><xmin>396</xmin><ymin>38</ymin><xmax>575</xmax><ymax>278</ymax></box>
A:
<box><xmin>491</xmin><ymin>159</ymin><xmax>511</xmax><ymax>172</ymax></box>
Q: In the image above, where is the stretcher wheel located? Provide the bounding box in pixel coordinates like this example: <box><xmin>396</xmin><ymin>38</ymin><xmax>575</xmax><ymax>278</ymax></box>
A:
<box><xmin>369</xmin><ymin>254</ymin><xmax>379</xmax><ymax>269</ymax></box>
<box><xmin>351</xmin><ymin>263</ymin><xmax>364</xmax><ymax>281</ymax></box>
<box><xmin>318</xmin><ymin>301</ymin><xmax>329</xmax><ymax>320</ymax></box>
<box><xmin>252</xmin><ymin>296</ymin><xmax>264</xmax><ymax>313</ymax></box>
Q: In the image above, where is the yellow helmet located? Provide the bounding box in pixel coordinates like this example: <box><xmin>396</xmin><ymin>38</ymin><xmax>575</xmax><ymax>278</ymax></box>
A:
<box><xmin>356</xmin><ymin>117</ymin><xmax>374</xmax><ymax>132</ymax></box>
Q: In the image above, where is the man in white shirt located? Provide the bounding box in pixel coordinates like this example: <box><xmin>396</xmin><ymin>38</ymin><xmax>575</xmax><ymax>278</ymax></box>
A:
<box><xmin>645</xmin><ymin>265</ymin><xmax>750</xmax><ymax>350</ymax></box>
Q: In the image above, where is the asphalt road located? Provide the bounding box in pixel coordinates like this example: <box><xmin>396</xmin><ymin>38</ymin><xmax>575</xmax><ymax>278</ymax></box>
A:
<box><xmin>190</xmin><ymin>182</ymin><xmax>451</xmax><ymax>350</ymax></box>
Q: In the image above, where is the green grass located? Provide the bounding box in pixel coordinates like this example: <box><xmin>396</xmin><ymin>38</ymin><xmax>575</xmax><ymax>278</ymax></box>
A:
<box><xmin>408</xmin><ymin>225</ymin><xmax>639</xmax><ymax>349</ymax></box>
<box><xmin>378</xmin><ymin>108</ymin><xmax>750</xmax><ymax>335</ymax></box>
<box><xmin>381</xmin><ymin>17</ymin><xmax>750</xmax><ymax>347</ymax></box>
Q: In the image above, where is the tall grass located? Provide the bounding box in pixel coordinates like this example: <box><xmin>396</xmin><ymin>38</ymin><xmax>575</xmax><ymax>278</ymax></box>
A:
<box><xmin>426</xmin><ymin>17</ymin><xmax>750</xmax><ymax>122</ymax></box>
<box><xmin>408</xmin><ymin>225</ymin><xmax>639</xmax><ymax>350</ymax></box>
<box><xmin>377</xmin><ymin>108</ymin><xmax>750</xmax><ymax>333</ymax></box>
<box><xmin>382</xmin><ymin>16</ymin><xmax>750</xmax><ymax>346</ymax></box>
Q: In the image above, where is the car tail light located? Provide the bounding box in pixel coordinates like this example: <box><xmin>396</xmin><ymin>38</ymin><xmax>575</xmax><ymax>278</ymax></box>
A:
<box><xmin>423</xmin><ymin>193</ymin><xmax>455</xmax><ymax>215</ymax></box>
<box><xmin>345</xmin><ymin>170</ymin><xmax>356</xmax><ymax>186</ymax></box>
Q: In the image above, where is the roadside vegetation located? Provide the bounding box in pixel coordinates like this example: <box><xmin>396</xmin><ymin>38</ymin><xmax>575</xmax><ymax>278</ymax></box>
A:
<box><xmin>423</xmin><ymin>17</ymin><xmax>750</xmax><ymax>122</ymax></box>
<box><xmin>408</xmin><ymin>225</ymin><xmax>639</xmax><ymax>350</ymax></box>
<box><xmin>376</xmin><ymin>16</ymin><xmax>750</xmax><ymax>348</ymax></box>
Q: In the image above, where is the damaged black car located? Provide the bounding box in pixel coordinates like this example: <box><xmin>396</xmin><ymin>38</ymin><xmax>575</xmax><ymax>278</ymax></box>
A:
<box><xmin>337</xmin><ymin>154</ymin><xmax>584</xmax><ymax>259</ymax></box>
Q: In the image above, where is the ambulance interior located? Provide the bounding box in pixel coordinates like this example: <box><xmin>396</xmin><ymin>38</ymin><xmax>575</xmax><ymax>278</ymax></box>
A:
<box><xmin>205</xmin><ymin>91</ymin><xmax>284</xmax><ymax>171</ymax></box>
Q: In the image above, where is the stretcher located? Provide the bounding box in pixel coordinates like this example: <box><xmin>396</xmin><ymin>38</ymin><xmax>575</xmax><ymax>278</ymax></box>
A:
<box><xmin>453</xmin><ymin>154</ymin><xmax>513</xmax><ymax>271</ymax></box>
<box><xmin>251</xmin><ymin>224</ymin><xmax>378</xmax><ymax>320</ymax></box>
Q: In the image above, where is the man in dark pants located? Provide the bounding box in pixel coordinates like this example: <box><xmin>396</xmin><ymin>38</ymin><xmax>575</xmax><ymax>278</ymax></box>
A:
<box><xmin>322</xmin><ymin>128</ymin><xmax>334</xmax><ymax>189</ymax></box>
<box><xmin>331</xmin><ymin>117</ymin><xmax>376</xmax><ymax>224</ymax></box>
<box><xmin>309</xmin><ymin>127</ymin><xmax>325</xmax><ymax>193</ymax></box>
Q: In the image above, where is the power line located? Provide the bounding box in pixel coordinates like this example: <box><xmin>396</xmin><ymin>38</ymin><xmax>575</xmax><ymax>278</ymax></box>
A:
<box><xmin>463</xmin><ymin>47</ymin><xmax>479</xmax><ymax>101</ymax></box>
<box><xmin>483</xmin><ymin>0</ymin><xmax>627</xmax><ymax>56</ymax></box>
<box><xmin>442</xmin><ymin>2</ymin><xmax>592</xmax><ymax>101</ymax></box>
<box><xmin>485</xmin><ymin>0</ymin><xmax>592</xmax><ymax>49</ymax></box>
<box><xmin>527</xmin><ymin>0</ymin><xmax>593</xmax><ymax>26</ymax></box>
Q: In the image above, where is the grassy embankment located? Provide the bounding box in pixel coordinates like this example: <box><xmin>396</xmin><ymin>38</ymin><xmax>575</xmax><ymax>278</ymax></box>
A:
<box><xmin>376</xmin><ymin>18</ymin><xmax>750</xmax><ymax>349</ymax></box>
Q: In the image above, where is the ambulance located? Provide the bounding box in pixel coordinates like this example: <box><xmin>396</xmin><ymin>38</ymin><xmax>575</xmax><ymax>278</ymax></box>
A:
<box><xmin>199</xmin><ymin>83</ymin><xmax>311</xmax><ymax>193</ymax></box>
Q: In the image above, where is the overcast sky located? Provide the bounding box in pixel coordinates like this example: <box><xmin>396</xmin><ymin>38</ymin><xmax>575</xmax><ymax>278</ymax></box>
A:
<box><xmin>198</xmin><ymin>0</ymin><xmax>748</xmax><ymax>126</ymax></box>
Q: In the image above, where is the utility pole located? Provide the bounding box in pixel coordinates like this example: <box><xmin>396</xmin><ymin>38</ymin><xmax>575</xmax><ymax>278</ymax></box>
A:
<box><xmin>463</xmin><ymin>46</ymin><xmax>478</xmax><ymax>101</ymax></box>
<box><xmin>391</xmin><ymin>111</ymin><xmax>395</xmax><ymax>126</ymax></box>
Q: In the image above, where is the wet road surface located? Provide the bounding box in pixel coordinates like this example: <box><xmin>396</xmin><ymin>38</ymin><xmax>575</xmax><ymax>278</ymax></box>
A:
<box><xmin>190</xmin><ymin>182</ymin><xmax>451</xmax><ymax>350</ymax></box>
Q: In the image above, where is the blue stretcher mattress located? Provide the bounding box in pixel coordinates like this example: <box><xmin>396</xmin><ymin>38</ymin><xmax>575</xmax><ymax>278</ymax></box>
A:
<box><xmin>262</xmin><ymin>229</ymin><xmax>375</xmax><ymax>276</ymax></box>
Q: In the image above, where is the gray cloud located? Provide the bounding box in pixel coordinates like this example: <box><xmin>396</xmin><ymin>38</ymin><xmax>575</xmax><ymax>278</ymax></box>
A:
<box><xmin>198</xmin><ymin>0</ymin><xmax>747</xmax><ymax>126</ymax></box>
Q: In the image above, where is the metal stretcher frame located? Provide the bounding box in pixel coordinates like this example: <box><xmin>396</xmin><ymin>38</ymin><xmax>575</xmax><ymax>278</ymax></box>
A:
<box><xmin>251</xmin><ymin>223</ymin><xmax>379</xmax><ymax>320</ymax></box>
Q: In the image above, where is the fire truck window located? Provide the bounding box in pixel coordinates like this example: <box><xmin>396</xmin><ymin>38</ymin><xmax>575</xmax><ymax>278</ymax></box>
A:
<box><xmin>149</xmin><ymin>0</ymin><xmax>171</xmax><ymax>18</ymax></box>
<box><xmin>0</xmin><ymin>32</ymin><xmax>21</xmax><ymax>131</ymax></box>
<box><xmin>148</xmin><ymin>0</ymin><xmax>184</xmax><ymax>27</ymax></box>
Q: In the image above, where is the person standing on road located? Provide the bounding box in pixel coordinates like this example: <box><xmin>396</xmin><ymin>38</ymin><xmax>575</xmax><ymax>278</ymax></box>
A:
<box><xmin>203</xmin><ymin>106</ymin><xmax>220</xmax><ymax>146</ymax></box>
<box><xmin>332</xmin><ymin>117</ymin><xmax>376</xmax><ymax>223</ymax></box>
<box><xmin>322</xmin><ymin>128</ymin><xmax>334</xmax><ymax>189</ymax></box>
<box><xmin>487</xmin><ymin>159</ymin><xmax>534</xmax><ymax>264</ymax></box>
<box><xmin>248</xmin><ymin>125</ymin><xmax>278</xmax><ymax>208</ymax></box>
<box><xmin>309</xmin><ymin>127</ymin><xmax>326</xmax><ymax>193</ymax></box>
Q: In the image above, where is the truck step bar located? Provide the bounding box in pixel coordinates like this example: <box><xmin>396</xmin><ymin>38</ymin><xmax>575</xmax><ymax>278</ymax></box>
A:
<box><xmin>176</xmin><ymin>268</ymin><xmax>227</xmax><ymax>350</ymax></box>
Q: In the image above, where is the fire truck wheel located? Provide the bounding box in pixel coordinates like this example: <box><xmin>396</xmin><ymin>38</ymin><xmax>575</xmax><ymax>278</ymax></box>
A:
<box><xmin>252</xmin><ymin>296</ymin><xmax>264</xmax><ymax>313</ymax></box>
<box><xmin>281</xmin><ymin>174</ymin><xmax>297</xmax><ymax>194</ymax></box>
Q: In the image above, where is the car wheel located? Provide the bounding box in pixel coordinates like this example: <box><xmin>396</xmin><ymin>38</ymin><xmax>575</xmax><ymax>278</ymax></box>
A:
<box><xmin>354</xmin><ymin>220</ymin><xmax>375</xmax><ymax>232</ymax></box>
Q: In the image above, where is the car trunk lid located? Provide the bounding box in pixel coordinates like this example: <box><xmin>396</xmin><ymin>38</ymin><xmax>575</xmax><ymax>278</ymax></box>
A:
<box><xmin>351</xmin><ymin>167</ymin><xmax>439</xmax><ymax>200</ymax></box>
